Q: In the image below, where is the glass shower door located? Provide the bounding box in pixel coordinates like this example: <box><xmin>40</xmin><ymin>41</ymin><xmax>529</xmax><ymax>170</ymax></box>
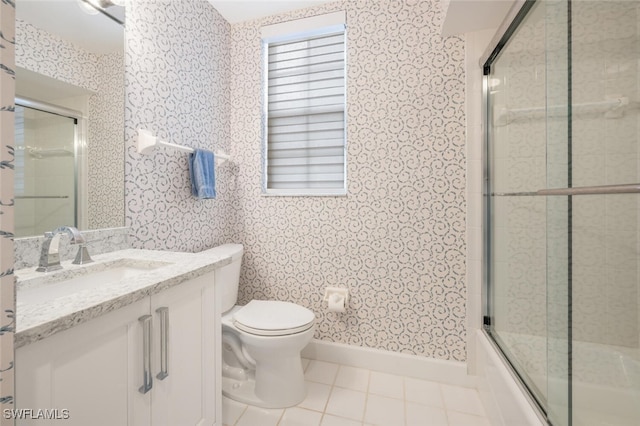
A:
<box><xmin>486</xmin><ymin>0</ymin><xmax>571</xmax><ymax>424</ymax></box>
<box><xmin>569</xmin><ymin>1</ymin><xmax>640</xmax><ymax>424</ymax></box>
<box><xmin>544</xmin><ymin>0</ymin><xmax>571</xmax><ymax>424</ymax></box>
<box><xmin>486</xmin><ymin>0</ymin><xmax>640</xmax><ymax>425</ymax></box>
<box><xmin>14</xmin><ymin>104</ymin><xmax>77</xmax><ymax>237</ymax></box>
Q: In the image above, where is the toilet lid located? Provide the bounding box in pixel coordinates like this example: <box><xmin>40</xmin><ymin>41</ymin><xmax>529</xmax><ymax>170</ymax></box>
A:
<box><xmin>233</xmin><ymin>300</ymin><xmax>315</xmax><ymax>336</ymax></box>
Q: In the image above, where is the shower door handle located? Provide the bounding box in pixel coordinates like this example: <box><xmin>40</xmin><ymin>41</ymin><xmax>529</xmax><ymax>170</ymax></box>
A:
<box><xmin>138</xmin><ymin>315</ymin><xmax>153</xmax><ymax>394</ymax></box>
<box><xmin>156</xmin><ymin>307</ymin><xmax>169</xmax><ymax>380</ymax></box>
<box><xmin>493</xmin><ymin>183</ymin><xmax>640</xmax><ymax>197</ymax></box>
<box><xmin>537</xmin><ymin>183</ymin><xmax>640</xmax><ymax>196</ymax></box>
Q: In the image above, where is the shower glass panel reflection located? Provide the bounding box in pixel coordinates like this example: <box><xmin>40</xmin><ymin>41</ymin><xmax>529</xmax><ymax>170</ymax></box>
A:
<box><xmin>14</xmin><ymin>104</ymin><xmax>77</xmax><ymax>237</ymax></box>
<box><xmin>570</xmin><ymin>1</ymin><xmax>640</xmax><ymax>425</ymax></box>
<box><xmin>485</xmin><ymin>0</ymin><xmax>640</xmax><ymax>424</ymax></box>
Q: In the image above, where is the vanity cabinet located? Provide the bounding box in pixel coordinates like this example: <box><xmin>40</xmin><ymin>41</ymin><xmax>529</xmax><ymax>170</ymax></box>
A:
<box><xmin>16</xmin><ymin>272</ymin><xmax>220</xmax><ymax>426</ymax></box>
<box><xmin>149</xmin><ymin>274</ymin><xmax>218</xmax><ymax>426</ymax></box>
<box><xmin>16</xmin><ymin>299</ymin><xmax>149</xmax><ymax>425</ymax></box>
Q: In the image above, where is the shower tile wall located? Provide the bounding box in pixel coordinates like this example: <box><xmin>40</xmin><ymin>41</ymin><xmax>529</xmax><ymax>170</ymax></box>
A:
<box><xmin>16</xmin><ymin>20</ymin><xmax>124</xmax><ymax>231</ymax></box>
<box><xmin>228</xmin><ymin>0</ymin><xmax>467</xmax><ymax>361</ymax></box>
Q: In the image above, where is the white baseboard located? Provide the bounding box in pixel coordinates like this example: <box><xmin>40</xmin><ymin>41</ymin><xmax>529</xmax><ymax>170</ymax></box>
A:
<box><xmin>301</xmin><ymin>339</ymin><xmax>477</xmax><ymax>388</ymax></box>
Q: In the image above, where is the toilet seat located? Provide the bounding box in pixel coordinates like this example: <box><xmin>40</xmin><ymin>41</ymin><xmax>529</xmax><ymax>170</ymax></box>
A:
<box><xmin>233</xmin><ymin>300</ymin><xmax>315</xmax><ymax>337</ymax></box>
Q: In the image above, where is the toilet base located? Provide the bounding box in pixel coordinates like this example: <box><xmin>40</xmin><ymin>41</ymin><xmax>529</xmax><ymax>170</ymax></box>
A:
<box><xmin>222</xmin><ymin>376</ymin><xmax>305</xmax><ymax>409</ymax></box>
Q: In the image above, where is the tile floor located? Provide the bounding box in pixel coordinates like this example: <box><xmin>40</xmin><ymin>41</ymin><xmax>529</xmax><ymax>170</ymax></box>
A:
<box><xmin>223</xmin><ymin>359</ymin><xmax>491</xmax><ymax>426</ymax></box>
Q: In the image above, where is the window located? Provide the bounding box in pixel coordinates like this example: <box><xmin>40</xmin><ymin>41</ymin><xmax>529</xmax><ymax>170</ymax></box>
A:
<box><xmin>262</xmin><ymin>12</ymin><xmax>347</xmax><ymax>195</ymax></box>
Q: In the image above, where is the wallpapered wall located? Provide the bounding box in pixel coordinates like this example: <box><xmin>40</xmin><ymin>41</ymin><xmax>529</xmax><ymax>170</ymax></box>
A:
<box><xmin>123</xmin><ymin>0</ymin><xmax>466</xmax><ymax>361</ymax></box>
<box><xmin>124</xmin><ymin>0</ymin><xmax>234</xmax><ymax>252</ymax></box>
<box><xmin>15</xmin><ymin>20</ymin><xmax>124</xmax><ymax>231</ymax></box>
<box><xmin>88</xmin><ymin>51</ymin><xmax>125</xmax><ymax>230</ymax></box>
<box><xmin>229</xmin><ymin>0</ymin><xmax>467</xmax><ymax>361</ymax></box>
<box><xmin>16</xmin><ymin>20</ymin><xmax>99</xmax><ymax>92</ymax></box>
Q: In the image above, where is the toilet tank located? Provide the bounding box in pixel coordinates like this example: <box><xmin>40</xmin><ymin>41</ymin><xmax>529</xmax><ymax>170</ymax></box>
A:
<box><xmin>209</xmin><ymin>244</ymin><xmax>243</xmax><ymax>313</ymax></box>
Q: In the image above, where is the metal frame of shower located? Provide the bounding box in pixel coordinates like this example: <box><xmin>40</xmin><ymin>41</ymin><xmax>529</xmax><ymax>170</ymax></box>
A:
<box><xmin>14</xmin><ymin>96</ymin><xmax>88</xmax><ymax>230</ymax></box>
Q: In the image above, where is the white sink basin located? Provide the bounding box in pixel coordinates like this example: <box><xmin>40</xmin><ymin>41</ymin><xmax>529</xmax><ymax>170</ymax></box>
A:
<box><xmin>18</xmin><ymin>259</ymin><xmax>172</xmax><ymax>305</ymax></box>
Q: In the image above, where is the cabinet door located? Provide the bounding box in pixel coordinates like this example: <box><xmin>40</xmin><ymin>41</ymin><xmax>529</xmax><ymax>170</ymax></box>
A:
<box><xmin>150</xmin><ymin>272</ymin><xmax>217</xmax><ymax>426</ymax></box>
<box><xmin>16</xmin><ymin>298</ymin><xmax>151</xmax><ymax>426</ymax></box>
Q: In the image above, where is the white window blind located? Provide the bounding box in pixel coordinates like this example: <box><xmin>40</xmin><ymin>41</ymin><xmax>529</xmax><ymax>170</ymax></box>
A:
<box><xmin>263</xmin><ymin>19</ymin><xmax>346</xmax><ymax>195</ymax></box>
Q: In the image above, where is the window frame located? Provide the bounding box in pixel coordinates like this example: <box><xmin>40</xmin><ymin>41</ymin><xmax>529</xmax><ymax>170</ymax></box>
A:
<box><xmin>261</xmin><ymin>16</ymin><xmax>347</xmax><ymax>197</ymax></box>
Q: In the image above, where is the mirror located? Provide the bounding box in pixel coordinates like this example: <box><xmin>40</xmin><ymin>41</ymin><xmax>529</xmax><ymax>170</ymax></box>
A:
<box><xmin>14</xmin><ymin>0</ymin><xmax>125</xmax><ymax>237</ymax></box>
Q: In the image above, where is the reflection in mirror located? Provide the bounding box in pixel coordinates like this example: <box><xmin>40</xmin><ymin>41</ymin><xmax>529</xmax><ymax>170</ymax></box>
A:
<box><xmin>15</xmin><ymin>99</ymin><xmax>79</xmax><ymax>236</ymax></box>
<box><xmin>15</xmin><ymin>0</ymin><xmax>125</xmax><ymax>237</ymax></box>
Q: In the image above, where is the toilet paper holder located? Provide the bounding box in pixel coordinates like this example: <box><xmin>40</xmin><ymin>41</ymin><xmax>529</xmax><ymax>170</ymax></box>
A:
<box><xmin>323</xmin><ymin>287</ymin><xmax>349</xmax><ymax>311</ymax></box>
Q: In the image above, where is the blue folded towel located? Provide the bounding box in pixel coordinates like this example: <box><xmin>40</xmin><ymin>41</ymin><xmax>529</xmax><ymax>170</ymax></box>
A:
<box><xmin>188</xmin><ymin>149</ymin><xmax>216</xmax><ymax>199</ymax></box>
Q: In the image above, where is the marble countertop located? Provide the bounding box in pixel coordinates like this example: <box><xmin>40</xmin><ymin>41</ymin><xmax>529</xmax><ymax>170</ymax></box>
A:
<box><xmin>15</xmin><ymin>247</ymin><xmax>233</xmax><ymax>348</ymax></box>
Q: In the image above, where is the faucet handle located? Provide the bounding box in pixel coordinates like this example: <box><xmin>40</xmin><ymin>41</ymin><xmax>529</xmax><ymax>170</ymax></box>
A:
<box><xmin>72</xmin><ymin>244</ymin><xmax>93</xmax><ymax>265</ymax></box>
<box><xmin>36</xmin><ymin>231</ymin><xmax>62</xmax><ymax>272</ymax></box>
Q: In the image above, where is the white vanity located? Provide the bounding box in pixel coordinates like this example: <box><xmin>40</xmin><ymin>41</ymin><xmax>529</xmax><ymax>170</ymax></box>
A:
<box><xmin>14</xmin><ymin>248</ymin><xmax>230</xmax><ymax>426</ymax></box>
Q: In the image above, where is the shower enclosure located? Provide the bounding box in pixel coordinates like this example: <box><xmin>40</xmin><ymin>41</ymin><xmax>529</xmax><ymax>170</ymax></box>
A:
<box><xmin>484</xmin><ymin>1</ymin><xmax>640</xmax><ymax>425</ymax></box>
<box><xmin>14</xmin><ymin>99</ymin><xmax>85</xmax><ymax>237</ymax></box>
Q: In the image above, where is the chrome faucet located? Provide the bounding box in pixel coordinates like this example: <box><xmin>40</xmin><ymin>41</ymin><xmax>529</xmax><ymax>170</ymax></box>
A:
<box><xmin>37</xmin><ymin>226</ymin><xmax>93</xmax><ymax>272</ymax></box>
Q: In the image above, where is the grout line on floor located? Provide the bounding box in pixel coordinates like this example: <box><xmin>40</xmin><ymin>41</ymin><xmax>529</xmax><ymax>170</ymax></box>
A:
<box><xmin>232</xmin><ymin>403</ymin><xmax>247</xmax><ymax>426</ymax></box>
<box><xmin>227</xmin><ymin>362</ymin><xmax>492</xmax><ymax>426</ymax></box>
<box><xmin>322</xmin><ymin>383</ymin><xmax>333</xmax><ymax>414</ymax></box>
<box><xmin>438</xmin><ymin>383</ymin><xmax>451</xmax><ymax>426</ymax></box>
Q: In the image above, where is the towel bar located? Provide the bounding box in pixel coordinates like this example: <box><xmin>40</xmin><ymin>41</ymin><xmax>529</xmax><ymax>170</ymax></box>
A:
<box><xmin>136</xmin><ymin>129</ymin><xmax>230</xmax><ymax>164</ymax></box>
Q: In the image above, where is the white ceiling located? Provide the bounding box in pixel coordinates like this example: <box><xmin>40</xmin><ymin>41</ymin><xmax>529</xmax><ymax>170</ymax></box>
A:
<box><xmin>208</xmin><ymin>0</ymin><xmax>335</xmax><ymax>24</ymax></box>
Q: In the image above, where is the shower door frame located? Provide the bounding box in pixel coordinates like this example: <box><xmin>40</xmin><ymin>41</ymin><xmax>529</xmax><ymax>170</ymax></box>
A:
<box><xmin>15</xmin><ymin>96</ymin><xmax>88</xmax><ymax>231</ymax></box>
<box><xmin>480</xmin><ymin>0</ymin><xmax>563</xmax><ymax>423</ymax></box>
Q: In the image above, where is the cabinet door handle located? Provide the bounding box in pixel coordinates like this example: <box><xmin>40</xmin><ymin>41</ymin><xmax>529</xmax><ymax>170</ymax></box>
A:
<box><xmin>156</xmin><ymin>307</ymin><xmax>169</xmax><ymax>380</ymax></box>
<box><xmin>138</xmin><ymin>315</ymin><xmax>153</xmax><ymax>394</ymax></box>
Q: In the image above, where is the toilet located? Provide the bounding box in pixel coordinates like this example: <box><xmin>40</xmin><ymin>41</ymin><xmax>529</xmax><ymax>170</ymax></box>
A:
<box><xmin>213</xmin><ymin>244</ymin><xmax>316</xmax><ymax>408</ymax></box>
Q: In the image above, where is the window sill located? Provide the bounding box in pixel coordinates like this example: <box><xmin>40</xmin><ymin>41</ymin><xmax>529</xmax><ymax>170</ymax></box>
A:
<box><xmin>261</xmin><ymin>190</ymin><xmax>347</xmax><ymax>197</ymax></box>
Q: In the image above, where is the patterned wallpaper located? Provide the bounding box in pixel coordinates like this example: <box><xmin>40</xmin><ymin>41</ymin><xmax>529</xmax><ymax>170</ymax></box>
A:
<box><xmin>123</xmin><ymin>0</ymin><xmax>466</xmax><ymax>361</ymax></box>
<box><xmin>229</xmin><ymin>0</ymin><xmax>467</xmax><ymax>361</ymax></box>
<box><xmin>124</xmin><ymin>0</ymin><xmax>234</xmax><ymax>252</ymax></box>
<box><xmin>0</xmin><ymin>0</ymin><xmax>15</xmax><ymax>415</ymax></box>
<box><xmin>16</xmin><ymin>19</ymin><xmax>99</xmax><ymax>92</ymax></box>
<box><xmin>88</xmin><ymin>52</ymin><xmax>125</xmax><ymax>229</ymax></box>
<box><xmin>15</xmin><ymin>19</ymin><xmax>124</xmax><ymax>232</ymax></box>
